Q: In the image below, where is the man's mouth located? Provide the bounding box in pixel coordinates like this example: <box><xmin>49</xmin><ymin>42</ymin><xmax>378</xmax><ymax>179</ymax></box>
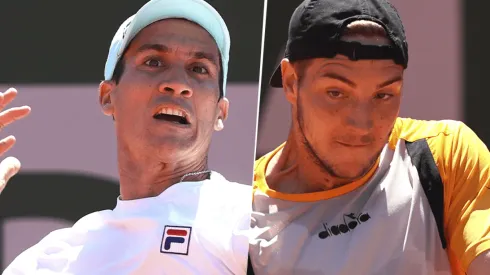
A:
<box><xmin>336</xmin><ymin>141</ymin><xmax>370</xmax><ymax>148</ymax></box>
<box><xmin>153</xmin><ymin>107</ymin><xmax>190</xmax><ymax>125</ymax></box>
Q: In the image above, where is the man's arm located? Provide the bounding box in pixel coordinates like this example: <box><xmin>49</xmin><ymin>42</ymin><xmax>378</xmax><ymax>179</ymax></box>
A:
<box><xmin>428</xmin><ymin>121</ymin><xmax>490</xmax><ymax>274</ymax></box>
<box><xmin>2</xmin><ymin>245</ymin><xmax>39</xmax><ymax>274</ymax></box>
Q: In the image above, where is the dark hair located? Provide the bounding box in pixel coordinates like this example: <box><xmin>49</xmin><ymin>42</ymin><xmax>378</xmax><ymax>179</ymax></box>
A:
<box><xmin>111</xmin><ymin>52</ymin><xmax>224</xmax><ymax>99</ymax></box>
<box><xmin>111</xmin><ymin>59</ymin><xmax>125</xmax><ymax>84</ymax></box>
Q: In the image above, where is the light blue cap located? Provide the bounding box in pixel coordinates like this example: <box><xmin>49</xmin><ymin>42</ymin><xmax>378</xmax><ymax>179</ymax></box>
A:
<box><xmin>104</xmin><ymin>0</ymin><xmax>230</xmax><ymax>96</ymax></box>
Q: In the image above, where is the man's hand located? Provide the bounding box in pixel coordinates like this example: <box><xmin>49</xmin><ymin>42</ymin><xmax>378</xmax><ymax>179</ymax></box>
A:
<box><xmin>0</xmin><ymin>88</ymin><xmax>31</xmax><ymax>194</ymax></box>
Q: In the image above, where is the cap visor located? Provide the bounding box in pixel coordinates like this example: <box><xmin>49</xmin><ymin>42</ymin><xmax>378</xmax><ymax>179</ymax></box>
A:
<box><xmin>269</xmin><ymin>64</ymin><xmax>283</xmax><ymax>88</ymax></box>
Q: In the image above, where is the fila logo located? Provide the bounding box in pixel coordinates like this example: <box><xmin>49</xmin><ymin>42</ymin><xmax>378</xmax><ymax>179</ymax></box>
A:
<box><xmin>318</xmin><ymin>212</ymin><xmax>371</xmax><ymax>239</ymax></box>
<box><xmin>160</xmin><ymin>225</ymin><xmax>192</xmax><ymax>255</ymax></box>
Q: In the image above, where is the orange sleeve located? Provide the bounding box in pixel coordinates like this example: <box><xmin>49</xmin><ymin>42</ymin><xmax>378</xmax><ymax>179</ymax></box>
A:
<box><xmin>427</xmin><ymin>122</ymin><xmax>490</xmax><ymax>273</ymax></box>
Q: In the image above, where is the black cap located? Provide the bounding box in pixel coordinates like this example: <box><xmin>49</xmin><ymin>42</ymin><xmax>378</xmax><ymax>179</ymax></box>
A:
<box><xmin>270</xmin><ymin>0</ymin><xmax>409</xmax><ymax>88</ymax></box>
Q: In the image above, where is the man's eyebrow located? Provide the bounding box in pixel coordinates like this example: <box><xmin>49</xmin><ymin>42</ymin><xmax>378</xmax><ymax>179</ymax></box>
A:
<box><xmin>136</xmin><ymin>43</ymin><xmax>170</xmax><ymax>53</ymax></box>
<box><xmin>376</xmin><ymin>76</ymin><xmax>403</xmax><ymax>89</ymax></box>
<box><xmin>136</xmin><ymin>43</ymin><xmax>219</xmax><ymax>68</ymax></box>
<box><xmin>321</xmin><ymin>72</ymin><xmax>356</xmax><ymax>88</ymax></box>
<box><xmin>192</xmin><ymin>51</ymin><xmax>219</xmax><ymax>68</ymax></box>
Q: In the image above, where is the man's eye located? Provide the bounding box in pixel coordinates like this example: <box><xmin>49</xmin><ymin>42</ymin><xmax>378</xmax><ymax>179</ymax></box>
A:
<box><xmin>327</xmin><ymin>90</ymin><xmax>344</xmax><ymax>99</ymax></box>
<box><xmin>144</xmin><ymin>59</ymin><xmax>163</xmax><ymax>67</ymax></box>
<box><xmin>374</xmin><ymin>93</ymin><xmax>393</xmax><ymax>100</ymax></box>
<box><xmin>192</xmin><ymin>66</ymin><xmax>209</xmax><ymax>74</ymax></box>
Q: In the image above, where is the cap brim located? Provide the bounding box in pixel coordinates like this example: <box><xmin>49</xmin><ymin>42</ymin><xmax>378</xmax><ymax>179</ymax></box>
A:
<box><xmin>269</xmin><ymin>64</ymin><xmax>283</xmax><ymax>88</ymax></box>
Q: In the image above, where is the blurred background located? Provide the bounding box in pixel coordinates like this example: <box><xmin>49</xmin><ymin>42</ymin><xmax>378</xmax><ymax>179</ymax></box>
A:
<box><xmin>0</xmin><ymin>0</ymin><xmax>264</xmax><ymax>268</ymax></box>
<box><xmin>256</xmin><ymin>0</ymin><xmax>489</xmax><ymax>157</ymax></box>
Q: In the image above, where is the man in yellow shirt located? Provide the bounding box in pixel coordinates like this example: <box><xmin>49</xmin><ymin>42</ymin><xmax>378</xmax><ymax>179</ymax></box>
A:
<box><xmin>248</xmin><ymin>0</ymin><xmax>490</xmax><ymax>274</ymax></box>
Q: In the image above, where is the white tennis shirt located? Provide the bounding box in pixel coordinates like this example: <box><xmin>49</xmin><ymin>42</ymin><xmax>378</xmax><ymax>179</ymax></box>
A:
<box><xmin>3</xmin><ymin>171</ymin><xmax>251</xmax><ymax>275</ymax></box>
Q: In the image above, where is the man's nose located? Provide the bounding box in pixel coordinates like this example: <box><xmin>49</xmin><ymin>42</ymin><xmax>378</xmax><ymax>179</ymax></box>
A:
<box><xmin>157</xmin><ymin>68</ymin><xmax>193</xmax><ymax>98</ymax></box>
<box><xmin>345</xmin><ymin>103</ymin><xmax>374</xmax><ymax>132</ymax></box>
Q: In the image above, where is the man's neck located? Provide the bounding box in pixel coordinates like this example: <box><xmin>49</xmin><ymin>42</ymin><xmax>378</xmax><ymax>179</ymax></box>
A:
<box><xmin>266</xmin><ymin>132</ymin><xmax>352</xmax><ymax>194</ymax></box>
<box><xmin>118</xmin><ymin>152</ymin><xmax>209</xmax><ymax>201</ymax></box>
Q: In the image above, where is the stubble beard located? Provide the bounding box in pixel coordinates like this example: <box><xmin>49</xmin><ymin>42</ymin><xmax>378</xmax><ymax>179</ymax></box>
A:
<box><xmin>295</xmin><ymin>94</ymin><xmax>379</xmax><ymax>183</ymax></box>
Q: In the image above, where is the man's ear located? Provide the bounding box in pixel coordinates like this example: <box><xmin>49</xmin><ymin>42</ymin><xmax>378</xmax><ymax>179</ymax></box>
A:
<box><xmin>214</xmin><ymin>97</ymin><xmax>229</xmax><ymax>131</ymax></box>
<box><xmin>281</xmin><ymin>58</ymin><xmax>299</xmax><ymax>104</ymax></box>
<box><xmin>99</xmin><ymin>80</ymin><xmax>115</xmax><ymax>117</ymax></box>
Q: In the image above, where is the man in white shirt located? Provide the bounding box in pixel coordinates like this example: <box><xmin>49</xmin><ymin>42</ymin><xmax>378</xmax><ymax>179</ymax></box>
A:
<box><xmin>1</xmin><ymin>0</ymin><xmax>251</xmax><ymax>274</ymax></box>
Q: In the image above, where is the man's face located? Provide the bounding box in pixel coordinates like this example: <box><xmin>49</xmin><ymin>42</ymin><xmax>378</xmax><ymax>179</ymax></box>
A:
<box><xmin>101</xmin><ymin>19</ymin><xmax>228</xmax><ymax>161</ymax></box>
<box><xmin>283</xmin><ymin>55</ymin><xmax>404</xmax><ymax>180</ymax></box>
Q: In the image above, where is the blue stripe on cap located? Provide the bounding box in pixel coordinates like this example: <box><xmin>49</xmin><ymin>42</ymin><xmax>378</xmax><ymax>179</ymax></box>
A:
<box><xmin>104</xmin><ymin>0</ymin><xmax>230</xmax><ymax>96</ymax></box>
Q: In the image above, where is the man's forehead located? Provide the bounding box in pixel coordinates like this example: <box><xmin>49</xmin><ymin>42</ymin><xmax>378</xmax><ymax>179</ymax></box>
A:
<box><xmin>307</xmin><ymin>56</ymin><xmax>404</xmax><ymax>71</ymax></box>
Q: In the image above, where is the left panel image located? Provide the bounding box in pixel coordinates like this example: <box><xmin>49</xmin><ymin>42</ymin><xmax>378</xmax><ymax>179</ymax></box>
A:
<box><xmin>0</xmin><ymin>0</ymin><xmax>264</xmax><ymax>274</ymax></box>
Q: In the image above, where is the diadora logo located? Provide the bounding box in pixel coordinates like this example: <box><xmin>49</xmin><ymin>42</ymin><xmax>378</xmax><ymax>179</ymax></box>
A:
<box><xmin>318</xmin><ymin>212</ymin><xmax>371</xmax><ymax>239</ymax></box>
<box><xmin>160</xmin><ymin>225</ymin><xmax>192</xmax><ymax>255</ymax></box>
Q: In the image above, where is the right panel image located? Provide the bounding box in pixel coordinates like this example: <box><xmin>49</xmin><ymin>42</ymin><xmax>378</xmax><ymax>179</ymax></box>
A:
<box><xmin>249</xmin><ymin>0</ymin><xmax>490</xmax><ymax>275</ymax></box>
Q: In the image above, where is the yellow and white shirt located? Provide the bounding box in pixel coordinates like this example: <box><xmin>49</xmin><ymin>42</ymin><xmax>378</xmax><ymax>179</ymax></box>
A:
<box><xmin>4</xmin><ymin>172</ymin><xmax>251</xmax><ymax>275</ymax></box>
<box><xmin>249</xmin><ymin>118</ymin><xmax>490</xmax><ymax>275</ymax></box>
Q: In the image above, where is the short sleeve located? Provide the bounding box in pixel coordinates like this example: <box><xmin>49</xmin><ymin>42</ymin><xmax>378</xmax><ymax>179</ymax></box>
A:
<box><xmin>428</xmin><ymin>122</ymin><xmax>490</xmax><ymax>272</ymax></box>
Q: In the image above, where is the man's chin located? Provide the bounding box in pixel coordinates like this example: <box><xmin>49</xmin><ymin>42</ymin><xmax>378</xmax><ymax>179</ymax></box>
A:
<box><xmin>149</xmin><ymin>135</ymin><xmax>193</xmax><ymax>148</ymax></box>
<box><xmin>147</xmin><ymin>121</ymin><xmax>195</xmax><ymax>142</ymax></box>
<box><xmin>328</xmin><ymin>159</ymin><xmax>379</xmax><ymax>182</ymax></box>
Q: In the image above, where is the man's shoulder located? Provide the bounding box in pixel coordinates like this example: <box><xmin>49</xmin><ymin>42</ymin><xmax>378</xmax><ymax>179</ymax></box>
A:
<box><xmin>71</xmin><ymin>209</ymin><xmax>115</xmax><ymax>230</ymax></box>
<box><xmin>198</xmin><ymin>173</ymin><xmax>251</xmax><ymax>233</ymax></box>
<box><xmin>202</xmin><ymin>172</ymin><xmax>252</xmax><ymax>207</ymax></box>
<box><xmin>34</xmin><ymin>209</ymin><xmax>114</xmax><ymax>247</ymax></box>
<box><xmin>3</xmin><ymin>209</ymin><xmax>114</xmax><ymax>274</ymax></box>
<box><xmin>254</xmin><ymin>143</ymin><xmax>286</xmax><ymax>172</ymax></box>
<box><xmin>208</xmin><ymin>171</ymin><xmax>252</xmax><ymax>190</ymax></box>
<box><xmin>254</xmin><ymin>152</ymin><xmax>271</xmax><ymax>170</ymax></box>
<box><xmin>394</xmin><ymin>117</ymin><xmax>466</xmax><ymax>143</ymax></box>
<box><xmin>393</xmin><ymin>117</ymin><xmax>488</xmax><ymax>175</ymax></box>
